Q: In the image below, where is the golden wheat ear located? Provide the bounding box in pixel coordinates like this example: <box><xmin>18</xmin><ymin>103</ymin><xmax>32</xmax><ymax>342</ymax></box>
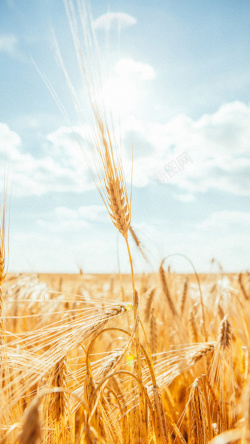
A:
<box><xmin>159</xmin><ymin>260</ymin><xmax>177</xmax><ymax>316</ymax></box>
<box><xmin>51</xmin><ymin>0</ymin><xmax>133</xmax><ymax>242</ymax></box>
<box><xmin>188</xmin><ymin>377</ymin><xmax>208</xmax><ymax>444</ymax></box>
<box><xmin>105</xmin><ymin>171</ymin><xmax>131</xmax><ymax>239</ymax></box>
<box><xmin>209</xmin><ymin>315</ymin><xmax>237</xmax><ymax>433</ymax></box>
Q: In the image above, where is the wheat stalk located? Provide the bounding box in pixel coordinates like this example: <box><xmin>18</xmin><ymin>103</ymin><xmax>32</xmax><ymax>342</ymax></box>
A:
<box><xmin>144</xmin><ymin>287</ymin><xmax>157</xmax><ymax>321</ymax></box>
<box><xmin>149</xmin><ymin>307</ymin><xmax>157</xmax><ymax>356</ymax></box>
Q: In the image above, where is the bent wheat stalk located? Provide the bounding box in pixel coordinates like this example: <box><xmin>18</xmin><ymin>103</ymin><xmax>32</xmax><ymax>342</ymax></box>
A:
<box><xmin>0</xmin><ymin>300</ymin><xmax>133</xmax><ymax>414</ymax></box>
<box><xmin>161</xmin><ymin>253</ymin><xmax>207</xmax><ymax>341</ymax></box>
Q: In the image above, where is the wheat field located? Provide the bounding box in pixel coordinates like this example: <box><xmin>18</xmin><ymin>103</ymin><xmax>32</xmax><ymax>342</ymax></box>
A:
<box><xmin>1</xmin><ymin>0</ymin><xmax>250</xmax><ymax>443</ymax></box>
<box><xmin>0</xmin><ymin>269</ymin><xmax>250</xmax><ymax>443</ymax></box>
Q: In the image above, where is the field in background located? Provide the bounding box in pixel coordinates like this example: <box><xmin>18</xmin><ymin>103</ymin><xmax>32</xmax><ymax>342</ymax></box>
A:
<box><xmin>1</xmin><ymin>270</ymin><xmax>250</xmax><ymax>443</ymax></box>
<box><xmin>6</xmin><ymin>271</ymin><xmax>238</xmax><ymax>294</ymax></box>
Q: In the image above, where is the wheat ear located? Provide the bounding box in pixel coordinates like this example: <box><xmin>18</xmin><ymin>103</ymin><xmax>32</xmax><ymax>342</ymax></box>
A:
<box><xmin>144</xmin><ymin>287</ymin><xmax>157</xmax><ymax>321</ymax></box>
<box><xmin>218</xmin><ymin>315</ymin><xmax>232</xmax><ymax>349</ymax></box>
<box><xmin>189</xmin><ymin>377</ymin><xmax>208</xmax><ymax>444</ymax></box>
<box><xmin>105</xmin><ymin>160</ymin><xmax>131</xmax><ymax>239</ymax></box>
<box><xmin>159</xmin><ymin>260</ymin><xmax>177</xmax><ymax>316</ymax></box>
<box><xmin>188</xmin><ymin>342</ymin><xmax>215</xmax><ymax>365</ymax></box>
<box><xmin>50</xmin><ymin>357</ymin><xmax>71</xmax><ymax>443</ymax></box>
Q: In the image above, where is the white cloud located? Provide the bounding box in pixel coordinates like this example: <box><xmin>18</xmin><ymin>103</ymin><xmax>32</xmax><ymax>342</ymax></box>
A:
<box><xmin>37</xmin><ymin>217</ymin><xmax>89</xmax><ymax>232</ymax></box>
<box><xmin>0</xmin><ymin>34</ymin><xmax>17</xmax><ymax>53</ymax></box>
<box><xmin>2</xmin><ymin>100</ymin><xmax>250</xmax><ymax>198</ymax></box>
<box><xmin>54</xmin><ymin>207</ymin><xmax>78</xmax><ymax>220</ymax></box>
<box><xmin>54</xmin><ymin>205</ymin><xmax>107</xmax><ymax>223</ymax></box>
<box><xmin>121</xmin><ymin>101</ymin><xmax>250</xmax><ymax>196</ymax></box>
<box><xmin>185</xmin><ymin>210</ymin><xmax>250</xmax><ymax>271</ymax></box>
<box><xmin>0</xmin><ymin>34</ymin><xmax>23</xmax><ymax>60</ymax></box>
<box><xmin>0</xmin><ymin>123</ymin><xmax>92</xmax><ymax>196</ymax></box>
<box><xmin>173</xmin><ymin>192</ymin><xmax>195</xmax><ymax>202</ymax></box>
<box><xmin>0</xmin><ymin>123</ymin><xmax>21</xmax><ymax>158</ymax></box>
<box><xmin>115</xmin><ymin>58</ymin><xmax>155</xmax><ymax>81</ymax></box>
<box><xmin>100</xmin><ymin>58</ymin><xmax>155</xmax><ymax>115</ymax></box>
<box><xmin>77</xmin><ymin>205</ymin><xmax>107</xmax><ymax>222</ymax></box>
<box><xmin>37</xmin><ymin>205</ymin><xmax>107</xmax><ymax>232</ymax></box>
<box><xmin>93</xmin><ymin>12</ymin><xmax>137</xmax><ymax>31</ymax></box>
<box><xmin>46</xmin><ymin>125</ymin><xmax>89</xmax><ymax>170</ymax></box>
<box><xmin>199</xmin><ymin>210</ymin><xmax>250</xmax><ymax>230</ymax></box>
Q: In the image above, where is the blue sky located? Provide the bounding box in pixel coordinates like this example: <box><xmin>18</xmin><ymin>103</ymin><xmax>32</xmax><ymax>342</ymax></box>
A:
<box><xmin>0</xmin><ymin>0</ymin><xmax>250</xmax><ymax>274</ymax></box>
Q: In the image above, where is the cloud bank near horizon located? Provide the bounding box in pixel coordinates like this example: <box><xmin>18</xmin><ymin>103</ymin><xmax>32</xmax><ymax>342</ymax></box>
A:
<box><xmin>2</xmin><ymin>100</ymin><xmax>249</xmax><ymax>200</ymax></box>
